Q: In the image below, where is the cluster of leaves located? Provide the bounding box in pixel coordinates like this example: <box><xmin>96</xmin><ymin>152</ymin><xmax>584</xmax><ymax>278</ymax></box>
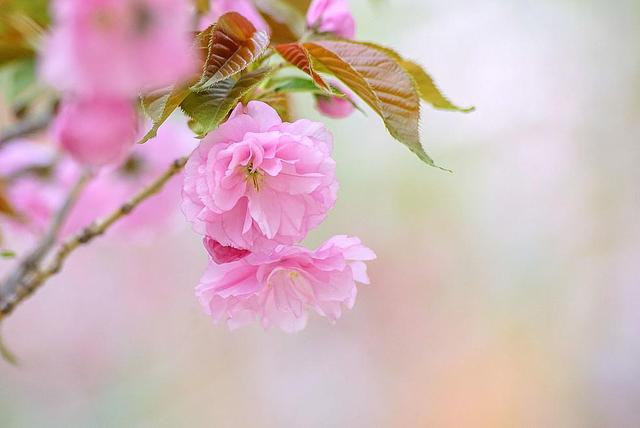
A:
<box><xmin>140</xmin><ymin>5</ymin><xmax>472</xmax><ymax>169</ymax></box>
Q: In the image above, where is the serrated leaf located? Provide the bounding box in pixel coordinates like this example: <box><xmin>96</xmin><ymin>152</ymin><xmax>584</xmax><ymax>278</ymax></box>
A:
<box><xmin>358</xmin><ymin>42</ymin><xmax>473</xmax><ymax>113</ymax></box>
<box><xmin>400</xmin><ymin>60</ymin><xmax>474</xmax><ymax>112</ymax></box>
<box><xmin>300</xmin><ymin>40</ymin><xmax>444</xmax><ymax>168</ymax></box>
<box><xmin>181</xmin><ymin>67</ymin><xmax>271</xmax><ymax>137</ymax></box>
<box><xmin>194</xmin><ymin>12</ymin><xmax>269</xmax><ymax>91</ymax></box>
<box><xmin>138</xmin><ymin>86</ymin><xmax>191</xmax><ymax>144</ymax></box>
<box><xmin>274</xmin><ymin>43</ymin><xmax>331</xmax><ymax>92</ymax></box>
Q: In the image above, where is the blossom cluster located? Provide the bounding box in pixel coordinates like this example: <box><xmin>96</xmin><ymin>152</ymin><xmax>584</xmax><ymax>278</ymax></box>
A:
<box><xmin>180</xmin><ymin>0</ymin><xmax>372</xmax><ymax>332</ymax></box>
<box><xmin>183</xmin><ymin>100</ymin><xmax>375</xmax><ymax>332</ymax></box>
<box><xmin>3</xmin><ymin>0</ymin><xmax>373</xmax><ymax>333</ymax></box>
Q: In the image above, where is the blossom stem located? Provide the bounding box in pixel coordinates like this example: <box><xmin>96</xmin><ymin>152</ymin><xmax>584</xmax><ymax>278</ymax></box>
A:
<box><xmin>0</xmin><ymin>156</ymin><xmax>188</xmax><ymax>322</ymax></box>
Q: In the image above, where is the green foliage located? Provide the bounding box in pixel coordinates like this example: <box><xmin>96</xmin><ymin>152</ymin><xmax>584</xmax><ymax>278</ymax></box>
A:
<box><xmin>182</xmin><ymin>68</ymin><xmax>272</xmax><ymax>137</ymax></box>
<box><xmin>0</xmin><ymin>0</ymin><xmax>49</xmax><ymax>66</ymax></box>
<box><xmin>139</xmin><ymin>86</ymin><xmax>191</xmax><ymax>144</ymax></box>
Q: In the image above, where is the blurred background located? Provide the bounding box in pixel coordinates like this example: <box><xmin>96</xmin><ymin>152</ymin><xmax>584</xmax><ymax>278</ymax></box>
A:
<box><xmin>1</xmin><ymin>0</ymin><xmax>640</xmax><ymax>426</ymax></box>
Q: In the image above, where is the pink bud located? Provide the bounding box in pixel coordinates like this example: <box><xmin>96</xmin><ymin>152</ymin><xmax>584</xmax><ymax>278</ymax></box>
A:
<box><xmin>315</xmin><ymin>94</ymin><xmax>355</xmax><ymax>119</ymax></box>
<box><xmin>306</xmin><ymin>0</ymin><xmax>356</xmax><ymax>39</ymax></box>
<box><xmin>53</xmin><ymin>97</ymin><xmax>139</xmax><ymax>168</ymax></box>
<box><xmin>203</xmin><ymin>236</ymin><xmax>251</xmax><ymax>264</ymax></box>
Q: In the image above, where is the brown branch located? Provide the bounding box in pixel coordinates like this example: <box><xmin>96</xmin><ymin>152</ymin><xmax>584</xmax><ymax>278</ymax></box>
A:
<box><xmin>0</xmin><ymin>169</ymin><xmax>91</xmax><ymax>320</ymax></box>
<box><xmin>0</xmin><ymin>156</ymin><xmax>188</xmax><ymax>321</ymax></box>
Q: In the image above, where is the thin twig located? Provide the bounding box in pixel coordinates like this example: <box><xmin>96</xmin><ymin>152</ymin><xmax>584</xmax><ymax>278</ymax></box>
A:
<box><xmin>0</xmin><ymin>170</ymin><xmax>92</xmax><ymax>319</ymax></box>
<box><xmin>0</xmin><ymin>113</ymin><xmax>52</xmax><ymax>147</ymax></box>
<box><xmin>0</xmin><ymin>157</ymin><xmax>188</xmax><ymax>321</ymax></box>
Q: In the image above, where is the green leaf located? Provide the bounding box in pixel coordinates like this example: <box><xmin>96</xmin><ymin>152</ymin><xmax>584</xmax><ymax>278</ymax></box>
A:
<box><xmin>271</xmin><ymin>76</ymin><xmax>327</xmax><ymax>94</ymax></box>
<box><xmin>181</xmin><ymin>67</ymin><xmax>272</xmax><ymax>137</ymax></box>
<box><xmin>138</xmin><ymin>86</ymin><xmax>191</xmax><ymax>144</ymax></box>
<box><xmin>193</xmin><ymin>12</ymin><xmax>270</xmax><ymax>91</ymax></box>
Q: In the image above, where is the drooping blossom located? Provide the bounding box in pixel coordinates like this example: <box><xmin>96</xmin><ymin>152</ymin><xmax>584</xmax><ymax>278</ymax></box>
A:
<box><xmin>306</xmin><ymin>0</ymin><xmax>355</xmax><ymax>39</ymax></box>
<box><xmin>196</xmin><ymin>235</ymin><xmax>376</xmax><ymax>332</ymax></box>
<box><xmin>198</xmin><ymin>0</ymin><xmax>269</xmax><ymax>32</ymax></box>
<box><xmin>42</xmin><ymin>0</ymin><xmax>197</xmax><ymax>97</ymax></box>
<box><xmin>53</xmin><ymin>97</ymin><xmax>139</xmax><ymax>167</ymax></box>
<box><xmin>315</xmin><ymin>83</ymin><xmax>356</xmax><ymax>119</ymax></box>
<box><xmin>182</xmin><ymin>101</ymin><xmax>338</xmax><ymax>253</ymax></box>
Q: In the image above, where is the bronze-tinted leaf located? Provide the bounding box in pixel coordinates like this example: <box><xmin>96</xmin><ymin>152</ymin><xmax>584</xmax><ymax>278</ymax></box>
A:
<box><xmin>194</xmin><ymin>12</ymin><xmax>269</xmax><ymax>91</ymax></box>
<box><xmin>181</xmin><ymin>67</ymin><xmax>271</xmax><ymax>137</ymax></box>
<box><xmin>138</xmin><ymin>85</ymin><xmax>191</xmax><ymax>144</ymax></box>
<box><xmin>401</xmin><ymin>60</ymin><xmax>474</xmax><ymax>112</ymax></box>
<box><xmin>302</xmin><ymin>40</ymin><xmax>442</xmax><ymax>167</ymax></box>
<box><xmin>274</xmin><ymin>43</ymin><xmax>330</xmax><ymax>92</ymax></box>
<box><xmin>259</xmin><ymin>10</ymin><xmax>300</xmax><ymax>44</ymax></box>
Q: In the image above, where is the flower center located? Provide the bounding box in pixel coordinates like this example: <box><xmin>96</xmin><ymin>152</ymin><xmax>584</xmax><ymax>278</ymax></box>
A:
<box><xmin>245</xmin><ymin>162</ymin><xmax>263</xmax><ymax>191</ymax></box>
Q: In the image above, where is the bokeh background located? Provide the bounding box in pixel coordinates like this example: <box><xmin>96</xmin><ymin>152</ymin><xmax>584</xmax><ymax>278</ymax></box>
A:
<box><xmin>2</xmin><ymin>0</ymin><xmax>640</xmax><ymax>426</ymax></box>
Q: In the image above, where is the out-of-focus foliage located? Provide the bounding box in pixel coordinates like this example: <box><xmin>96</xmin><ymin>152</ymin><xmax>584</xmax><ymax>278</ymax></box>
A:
<box><xmin>0</xmin><ymin>0</ymin><xmax>49</xmax><ymax>65</ymax></box>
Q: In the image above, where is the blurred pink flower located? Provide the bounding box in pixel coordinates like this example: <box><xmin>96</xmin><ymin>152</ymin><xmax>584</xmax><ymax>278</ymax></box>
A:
<box><xmin>53</xmin><ymin>97</ymin><xmax>139</xmax><ymax>168</ymax></box>
<box><xmin>0</xmin><ymin>141</ymin><xmax>62</xmax><ymax>235</ymax></box>
<box><xmin>61</xmin><ymin>120</ymin><xmax>196</xmax><ymax>237</ymax></box>
<box><xmin>196</xmin><ymin>235</ymin><xmax>376</xmax><ymax>332</ymax></box>
<box><xmin>199</xmin><ymin>0</ymin><xmax>269</xmax><ymax>32</ymax></box>
<box><xmin>182</xmin><ymin>101</ymin><xmax>338</xmax><ymax>253</ymax></box>
<box><xmin>315</xmin><ymin>83</ymin><xmax>355</xmax><ymax>119</ymax></box>
<box><xmin>42</xmin><ymin>0</ymin><xmax>197</xmax><ymax>97</ymax></box>
<box><xmin>306</xmin><ymin>0</ymin><xmax>355</xmax><ymax>39</ymax></box>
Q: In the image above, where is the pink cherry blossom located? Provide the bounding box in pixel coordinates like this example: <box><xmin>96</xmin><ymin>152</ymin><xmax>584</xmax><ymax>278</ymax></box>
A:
<box><xmin>306</xmin><ymin>0</ymin><xmax>355</xmax><ymax>39</ymax></box>
<box><xmin>53</xmin><ymin>97</ymin><xmax>139</xmax><ymax>168</ymax></box>
<box><xmin>315</xmin><ymin>95</ymin><xmax>354</xmax><ymax>119</ymax></box>
<box><xmin>42</xmin><ymin>0</ymin><xmax>197</xmax><ymax>97</ymax></box>
<box><xmin>199</xmin><ymin>0</ymin><xmax>269</xmax><ymax>32</ymax></box>
<box><xmin>196</xmin><ymin>235</ymin><xmax>376</xmax><ymax>332</ymax></box>
<box><xmin>182</xmin><ymin>101</ymin><xmax>338</xmax><ymax>253</ymax></box>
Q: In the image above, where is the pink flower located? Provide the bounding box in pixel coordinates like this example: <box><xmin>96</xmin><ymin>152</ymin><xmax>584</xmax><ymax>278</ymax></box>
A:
<box><xmin>53</xmin><ymin>97</ymin><xmax>139</xmax><ymax>167</ymax></box>
<box><xmin>204</xmin><ymin>237</ymin><xmax>250</xmax><ymax>264</ymax></box>
<box><xmin>199</xmin><ymin>0</ymin><xmax>269</xmax><ymax>32</ymax></box>
<box><xmin>315</xmin><ymin>84</ymin><xmax>355</xmax><ymax>118</ymax></box>
<box><xmin>42</xmin><ymin>0</ymin><xmax>196</xmax><ymax>97</ymax></box>
<box><xmin>0</xmin><ymin>141</ymin><xmax>63</xmax><ymax>235</ymax></box>
<box><xmin>196</xmin><ymin>235</ymin><xmax>376</xmax><ymax>332</ymax></box>
<box><xmin>306</xmin><ymin>0</ymin><xmax>355</xmax><ymax>39</ymax></box>
<box><xmin>182</xmin><ymin>101</ymin><xmax>338</xmax><ymax>253</ymax></box>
